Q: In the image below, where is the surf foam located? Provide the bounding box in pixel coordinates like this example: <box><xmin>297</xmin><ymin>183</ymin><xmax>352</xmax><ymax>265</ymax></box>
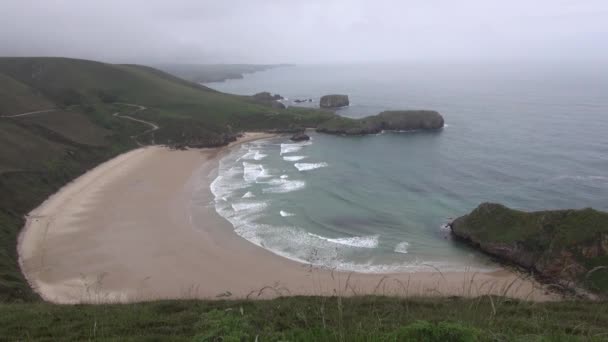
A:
<box><xmin>280</xmin><ymin>141</ymin><xmax>312</xmax><ymax>155</ymax></box>
<box><xmin>294</xmin><ymin>162</ymin><xmax>328</xmax><ymax>171</ymax></box>
<box><xmin>283</xmin><ymin>156</ymin><xmax>307</xmax><ymax>162</ymax></box>
<box><xmin>262</xmin><ymin>178</ymin><xmax>306</xmax><ymax>193</ymax></box>
<box><xmin>308</xmin><ymin>233</ymin><xmax>379</xmax><ymax>248</ymax></box>
<box><xmin>394</xmin><ymin>241</ymin><xmax>409</xmax><ymax>254</ymax></box>
<box><xmin>280</xmin><ymin>210</ymin><xmax>295</xmax><ymax>217</ymax></box>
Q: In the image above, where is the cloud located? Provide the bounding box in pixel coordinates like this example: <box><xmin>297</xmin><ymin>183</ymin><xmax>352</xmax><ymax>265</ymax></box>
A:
<box><xmin>0</xmin><ymin>0</ymin><xmax>607</xmax><ymax>64</ymax></box>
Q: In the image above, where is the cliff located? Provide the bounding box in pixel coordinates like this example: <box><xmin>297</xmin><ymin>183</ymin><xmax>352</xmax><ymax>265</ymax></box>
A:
<box><xmin>450</xmin><ymin>203</ymin><xmax>608</xmax><ymax>297</ymax></box>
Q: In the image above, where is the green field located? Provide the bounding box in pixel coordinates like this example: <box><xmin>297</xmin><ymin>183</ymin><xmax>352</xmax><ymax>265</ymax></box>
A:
<box><xmin>1</xmin><ymin>57</ymin><xmax>606</xmax><ymax>341</ymax></box>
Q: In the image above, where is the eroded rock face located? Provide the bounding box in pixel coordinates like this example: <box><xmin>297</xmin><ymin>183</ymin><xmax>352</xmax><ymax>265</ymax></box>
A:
<box><xmin>450</xmin><ymin>202</ymin><xmax>608</xmax><ymax>297</ymax></box>
<box><xmin>290</xmin><ymin>132</ymin><xmax>310</xmax><ymax>141</ymax></box>
<box><xmin>320</xmin><ymin>94</ymin><xmax>349</xmax><ymax>108</ymax></box>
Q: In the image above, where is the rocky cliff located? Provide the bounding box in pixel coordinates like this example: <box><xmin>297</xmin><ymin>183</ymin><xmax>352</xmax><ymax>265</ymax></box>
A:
<box><xmin>450</xmin><ymin>203</ymin><xmax>608</xmax><ymax>297</ymax></box>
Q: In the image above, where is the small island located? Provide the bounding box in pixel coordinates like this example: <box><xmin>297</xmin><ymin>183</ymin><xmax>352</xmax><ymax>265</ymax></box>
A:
<box><xmin>316</xmin><ymin>110</ymin><xmax>444</xmax><ymax>135</ymax></box>
<box><xmin>450</xmin><ymin>203</ymin><xmax>608</xmax><ymax>298</ymax></box>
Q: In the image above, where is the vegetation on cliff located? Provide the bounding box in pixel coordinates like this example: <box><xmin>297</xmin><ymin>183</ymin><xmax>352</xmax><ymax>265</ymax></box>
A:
<box><xmin>451</xmin><ymin>203</ymin><xmax>608</xmax><ymax>296</ymax></box>
<box><xmin>317</xmin><ymin>110</ymin><xmax>444</xmax><ymax>135</ymax></box>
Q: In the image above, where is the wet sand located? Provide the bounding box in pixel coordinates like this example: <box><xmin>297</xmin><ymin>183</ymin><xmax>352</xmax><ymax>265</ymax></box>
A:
<box><xmin>18</xmin><ymin>133</ymin><xmax>558</xmax><ymax>303</ymax></box>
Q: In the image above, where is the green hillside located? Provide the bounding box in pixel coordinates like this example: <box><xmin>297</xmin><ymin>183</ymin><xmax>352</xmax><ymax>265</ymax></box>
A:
<box><xmin>0</xmin><ymin>57</ymin><xmax>335</xmax><ymax>301</ymax></box>
<box><xmin>0</xmin><ymin>73</ymin><xmax>54</xmax><ymax>115</ymax></box>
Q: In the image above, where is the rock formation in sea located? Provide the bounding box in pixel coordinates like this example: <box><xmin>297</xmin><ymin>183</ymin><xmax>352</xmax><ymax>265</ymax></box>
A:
<box><xmin>450</xmin><ymin>202</ymin><xmax>608</xmax><ymax>298</ymax></box>
<box><xmin>252</xmin><ymin>91</ymin><xmax>285</xmax><ymax>108</ymax></box>
<box><xmin>316</xmin><ymin>110</ymin><xmax>444</xmax><ymax>135</ymax></box>
<box><xmin>320</xmin><ymin>94</ymin><xmax>349</xmax><ymax>108</ymax></box>
<box><xmin>290</xmin><ymin>132</ymin><xmax>310</xmax><ymax>141</ymax></box>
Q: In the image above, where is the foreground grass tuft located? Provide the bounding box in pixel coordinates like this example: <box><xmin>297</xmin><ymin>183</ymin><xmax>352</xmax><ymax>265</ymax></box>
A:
<box><xmin>1</xmin><ymin>296</ymin><xmax>607</xmax><ymax>341</ymax></box>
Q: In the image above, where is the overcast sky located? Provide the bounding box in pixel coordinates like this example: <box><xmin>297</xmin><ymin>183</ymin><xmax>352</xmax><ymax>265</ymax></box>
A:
<box><xmin>1</xmin><ymin>0</ymin><xmax>607</xmax><ymax>64</ymax></box>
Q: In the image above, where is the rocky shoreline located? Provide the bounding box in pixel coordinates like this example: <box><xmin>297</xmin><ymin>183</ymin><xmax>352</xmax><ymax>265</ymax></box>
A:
<box><xmin>449</xmin><ymin>203</ymin><xmax>608</xmax><ymax>299</ymax></box>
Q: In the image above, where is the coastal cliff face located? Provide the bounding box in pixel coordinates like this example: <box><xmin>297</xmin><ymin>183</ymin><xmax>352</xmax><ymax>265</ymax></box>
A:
<box><xmin>316</xmin><ymin>110</ymin><xmax>444</xmax><ymax>135</ymax></box>
<box><xmin>451</xmin><ymin>203</ymin><xmax>608</xmax><ymax>296</ymax></box>
<box><xmin>320</xmin><ymin>94</ymin><xmax>349</xmax><ymax>108</ymax></box>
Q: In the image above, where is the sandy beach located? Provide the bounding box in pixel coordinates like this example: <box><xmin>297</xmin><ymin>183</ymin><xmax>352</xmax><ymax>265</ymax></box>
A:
<box><xmin>18</xmin><ymin>133</ymin><xmax>559</xmax><ymax>304</ymax></box>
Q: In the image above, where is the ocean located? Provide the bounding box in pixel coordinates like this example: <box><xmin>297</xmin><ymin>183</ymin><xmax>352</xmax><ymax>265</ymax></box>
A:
<box><xmin>202</xmin><ymin>63</ymin><xmax>608</xmax><ymax>273</ymax></box>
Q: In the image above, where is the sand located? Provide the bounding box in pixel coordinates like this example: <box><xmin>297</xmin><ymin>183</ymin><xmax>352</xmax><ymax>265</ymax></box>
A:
<box><xmin>18</xmin><ymin>133</ymin><xmax>559</xmax><ymax>303</ymax></box>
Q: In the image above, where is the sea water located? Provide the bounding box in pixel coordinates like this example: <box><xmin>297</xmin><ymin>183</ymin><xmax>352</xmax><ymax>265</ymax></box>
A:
<box><xmin>203</xmin><ymin>63</ymin><xmax>608</xmax><ymax>273</ymax></box>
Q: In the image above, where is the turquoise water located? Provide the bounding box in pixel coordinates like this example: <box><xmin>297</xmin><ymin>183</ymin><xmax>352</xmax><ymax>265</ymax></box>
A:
<box><xmin>205</xmin><ymin>64</ymin><xmax>608</xmax><ymax>273</ymax></box>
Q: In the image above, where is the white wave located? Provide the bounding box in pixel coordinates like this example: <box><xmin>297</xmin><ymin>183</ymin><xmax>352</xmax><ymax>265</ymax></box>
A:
<box><xmin>243</xmin><ymin>162</ymin><xmax>270</xmax><ymax>182</ymax></box>
<box><xmin>242</xmin><ymin>192</ymin><xmax>255</xmax><ymax>198</ymax></box>
<box><xmin>308</xmin><ymin>233</ymin><xmax>379</xmax><ymax>248</ymax></box>
<box><xmin>394</xmin><ymin>241</ymin><xmax>410</xmax><ymax>254</ymax></box>
<box><xmin>238</xmin><ymin>149</ymin><xmax>268</xmax><ymax>160</ymax></box>
<box><xmin>210</xmin><ymin>165</ymin><xmax>247</xmax><ymax>202</ymax></box>
<box><xmin>283</xmin><ymin>155</ymin><xmax>307</xmax><ymax>162</ymax></box>
<box><xmin>439</xmin><ymin>223</ymin><xmax>451</xmax><ymax>231</ymax></box>
<box><xmin>280</xmin><ymin>141</ymin><xmax>312</xmax><ymax>155</ymax></box>
<box><xmin>262</xmin><ymin>178</ymin><xmax>306</xmax><ymax>193</ymax></box>
<box><xmin>280</xmin><ymin>210</ymin><xmax>295</xmax><ymax>217</ymax></box>
<box><xmin>280</xmin><ymin>174</ymin><xmax>289</xmax><ymax>179</ymax></box>
<box><xmin>253</xmin><ymin>151</ymin><xmax>267</xmax><ymax>160</ymax></box>
<box><xmin>294</xmin><ymin>162</ymin><xmax>328</xmax><ymax>171</ymax></box>
<box><xmin>552</xmin><ymin>175</ymin><xmax>608</xmax><ymax>182</ymax></box>
<box><xmin>231</xmin><ymin>201</ymin><xmax>267</xmax><ymax>213</ymax></box>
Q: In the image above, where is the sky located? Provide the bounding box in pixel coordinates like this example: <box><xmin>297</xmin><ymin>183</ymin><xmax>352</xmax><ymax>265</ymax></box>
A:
<box><xmin>0</xmin><ymin>0</ymin><xmax>607</xmax><ymax>64</ymax></box>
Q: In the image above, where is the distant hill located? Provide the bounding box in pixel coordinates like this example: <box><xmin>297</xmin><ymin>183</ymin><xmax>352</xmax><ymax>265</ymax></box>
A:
<box><xmin>154</xmin><ymin>63</ymin><xmax>293</xmax><ymax>83</ymax></box>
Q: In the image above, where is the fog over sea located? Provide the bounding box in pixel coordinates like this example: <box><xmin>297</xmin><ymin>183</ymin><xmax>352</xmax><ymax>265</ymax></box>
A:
<box><xmin>201</xmin><ymin>63</ymin><xmax>608</xmax><ymax>273</ymax></box>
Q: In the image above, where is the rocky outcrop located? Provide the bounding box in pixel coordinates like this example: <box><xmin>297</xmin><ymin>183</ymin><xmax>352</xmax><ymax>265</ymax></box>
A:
<box><xmin>320</xmin><ymin>94</ymin><xmax>349</xmax><ymax>108</ymax></box>
<box><xmin>253</xmin><ymin>92</ymin><xmax>283</xmax><ymax>101</ymax></box>
<box><xmin>252</xmin><ymin>92</ymin><xmax>285</xmax><ymax>109</ymax></box>
<box><xmin>316</xmin><ymin>110</ymin><xmax>444</xmax><ymax>135</ymax></box>
<box><xmin>450</xmin><ymin>203</ymin><xmax>608</xmax><ymax>297</ymax></box>
<box><xmin>290</xmin><ymin>132</ymin><xmax>310</xmax><ymax>141</ymax></box>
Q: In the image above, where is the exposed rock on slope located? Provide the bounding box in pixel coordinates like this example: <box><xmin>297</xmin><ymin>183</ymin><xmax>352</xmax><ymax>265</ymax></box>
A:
<box><xmin>252</xmin><ymin>91</ymin><xmax>285</xmax><ymax>108</ymax></box>
<box><xmin>450</xmin><ymin>203</ymin><xmax>608</xmax><ymax>297</ymax></box>
<box><xmin>320</xmin><ymin>94</ymin><xmax>349</xmax><ymax>108</ymax></box>
<box><xmin>290</xmin><ymin>132</ymin><xmax>310</xmax><ymax>141</ymax></box>
<box><xmin>316</xmin><ymin>110</ymin><xmax>444</xmax><ymax>135</ymax></box>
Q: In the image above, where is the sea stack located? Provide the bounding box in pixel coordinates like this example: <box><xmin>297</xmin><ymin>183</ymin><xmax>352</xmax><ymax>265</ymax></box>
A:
<box><xmin>320</xmin><ymin>94</ymin><xmax>349</xmax><ymax>108</ymax></box>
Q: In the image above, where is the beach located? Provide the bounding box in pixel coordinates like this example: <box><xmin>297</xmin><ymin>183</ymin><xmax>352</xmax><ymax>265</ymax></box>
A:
<box><xmin>18</xmin><ymin>133</ymin><xmax>559</xmax><ymax>304</ymax></box>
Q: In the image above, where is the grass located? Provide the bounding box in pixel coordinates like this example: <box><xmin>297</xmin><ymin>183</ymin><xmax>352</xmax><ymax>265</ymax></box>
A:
<box><xmin>0</xmin><ymin>296</ymin><xmax>607</xmax><ymax>340</ymax></box>
<box><xmin>0</xmin><ymin>73</ymin><xmax>54</xmax><ymax>115</ymax></box>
